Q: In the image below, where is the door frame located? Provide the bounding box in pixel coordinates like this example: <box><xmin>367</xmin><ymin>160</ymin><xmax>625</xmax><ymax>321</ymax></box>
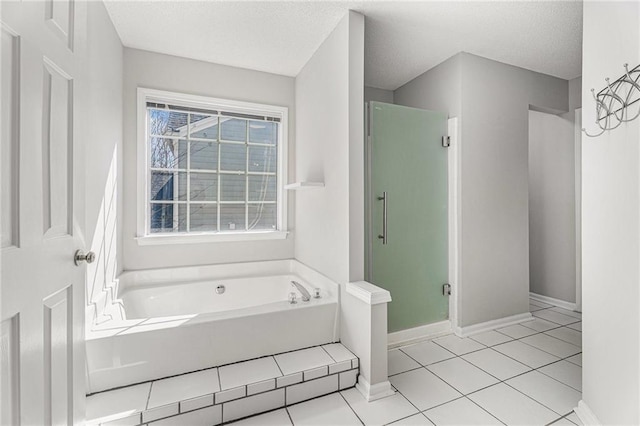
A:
<box><xmin>364</xmin><ymin>102</ymin><xmax>462</xmax><ymax>343</ymax></box>
<box><xmin>447</xmin><ymin>117</ymin><xmax>462</xmax><ymax>333</ymax></box>
<box><xmin>575</xmin><ymin>108</ymin><xmax>582</xmax><ymax>312</ymax></box>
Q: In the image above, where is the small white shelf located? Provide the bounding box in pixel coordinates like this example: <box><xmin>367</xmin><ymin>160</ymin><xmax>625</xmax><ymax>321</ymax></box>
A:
<box><xmin>284</xmin><ymin>182</ymin><xmax>325</xmax><ymax>190</ymax></box>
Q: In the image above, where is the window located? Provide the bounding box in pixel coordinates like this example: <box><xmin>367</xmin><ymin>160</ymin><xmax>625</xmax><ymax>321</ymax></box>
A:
<box><xmin>137</xmin><ymin>89</ymin><xmax>288</xmax><ymax>243</ymax></box>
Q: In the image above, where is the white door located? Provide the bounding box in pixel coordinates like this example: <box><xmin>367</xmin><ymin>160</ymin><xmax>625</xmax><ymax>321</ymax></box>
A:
<box><xmin>1</xmin><ymin>1</ymin><xmax>87</xmax><ymax>425</ymax></box>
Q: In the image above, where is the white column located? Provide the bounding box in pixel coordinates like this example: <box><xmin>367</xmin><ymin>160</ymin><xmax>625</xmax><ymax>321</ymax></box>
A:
<box><xmin>341</xmin><ymin>281</ymin><xmax>394</xmax><ymax>401</ymax></box>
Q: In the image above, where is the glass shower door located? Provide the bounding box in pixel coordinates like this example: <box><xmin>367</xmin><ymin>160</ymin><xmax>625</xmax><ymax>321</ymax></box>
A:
<box><xmin>368</xmin><ymin>101</ymin><xmax>448</xmax><ymax>333</ymax></box>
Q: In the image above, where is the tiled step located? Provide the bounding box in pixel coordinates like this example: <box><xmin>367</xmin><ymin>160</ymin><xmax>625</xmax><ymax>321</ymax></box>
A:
<box><xmin>87</xmin><ymin>343</ymin><xmax>359</xmax><ymax>425</ymax></box>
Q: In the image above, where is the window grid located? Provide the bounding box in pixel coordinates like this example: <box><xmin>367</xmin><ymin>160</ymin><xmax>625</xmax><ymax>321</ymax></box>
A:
<box><xmin>148</xmin><ymin>107</ymin><xmax>278</xmax><ymax>234</ymax></box>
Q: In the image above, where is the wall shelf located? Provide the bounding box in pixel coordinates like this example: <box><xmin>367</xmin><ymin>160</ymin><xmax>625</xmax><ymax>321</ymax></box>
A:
<box><xmin>284</xmin><ymin>182</ymin><xmax>325</xmax><ymax>190</ymax></box>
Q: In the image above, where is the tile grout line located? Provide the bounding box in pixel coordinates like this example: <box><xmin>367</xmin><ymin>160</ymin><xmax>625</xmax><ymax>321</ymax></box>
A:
<box><xmin>145</xmin><ymin>381</ymin><xmax>153</xmax><ymax>411</ymax></box>
<box><xmin>462</xmin><ymin>395</ymin><xmax>508</xmax><ymax>425</ymax></box>
<box><xmin>337</xmin><ymin>391</ymin><xmax>365</xmax><ymax>426</ymax></box>
<box><xmin>272</xmin><ymin>355</ymin><xmax>285</xmax><ymax>377</ymax></box>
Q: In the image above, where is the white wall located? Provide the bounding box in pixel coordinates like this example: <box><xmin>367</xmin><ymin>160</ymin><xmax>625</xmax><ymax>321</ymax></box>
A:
<box><xmin>581</xmin><ymin>1</ymin><xmax>640</xmax><ymax>424</ymax></box>
<box><xmin>364</xmin><ymin>86</ymin><xmax>393</xmax><ymax>104</ymax></box>
<box><xmin>294</xmin><ymin>10</ymin><xmax>374</xmax><ymax>387</ymax></box>
<box><xmin>395</xmin><ymin>53</ymin><xmax>569</xmax><ymax>328</ymax></box>
<box><xmin>528</xmin><ymin>110</ymin><xmax>576</xmax><ymax>303</ymax></box>
<box><xmin>85</xmin><ymin>1</ymin><xmax>124</xmax><ymax>326</ymax></box>
<box><xmin>458</xmin><ymin>53</ymin><xmax>568</xmax><ymax>327</ymax></box>
<box><xmin>122</xmin><ymin>49</ymin><xmax>295</xmax><ymax>271</ymax></box>
<box><xmin>394</xmin><ymin>54</ymin><xmax>462</xmax><ymax>117</ymax></box>
<box><xmin>294</xmin><ymin>12</ymin><xmax>360</xmax><ymax>284</ymax></box>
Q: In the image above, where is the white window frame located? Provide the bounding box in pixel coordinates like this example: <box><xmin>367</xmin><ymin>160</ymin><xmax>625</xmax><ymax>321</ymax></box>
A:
<box><xmin>136</xmin><ymin>88</ymin><xmax>288</xmax><ymax>245</ymax></box>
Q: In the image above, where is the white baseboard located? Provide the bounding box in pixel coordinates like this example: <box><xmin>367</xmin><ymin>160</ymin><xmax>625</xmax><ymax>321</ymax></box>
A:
<box><xmin>355</xmin><ymin>377</ymin><xmax>395</xmax><ymax>402</ymax></box>
<box><xmin>575</xmin><ymin>400</ymin><xmax>601</xmax><ymax>426</ymax></box>
<box><xmin>387</xmin><ymin>320</ymin><xmax>452</xmax><ymax>349</ymax></box>
<box><xmin>530</xmin><ymin>292</ymin><xmax>577</xmax><ymax>311</ymax></box>
<box><xmin>454</xmin><ymin>312</ymin><xmax>533</xmax><ymax>337</ymax></box>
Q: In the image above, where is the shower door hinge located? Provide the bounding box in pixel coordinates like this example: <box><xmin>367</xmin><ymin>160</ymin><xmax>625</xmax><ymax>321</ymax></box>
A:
<box><xmin>442</xmin><ymin>136</ymin><xmax>450</xmax><ymax>148</ymax></box>
<box><xmin>442</xmin><ymin>283</ymin><xmax>452</xmax><ymax>296</ymax></box>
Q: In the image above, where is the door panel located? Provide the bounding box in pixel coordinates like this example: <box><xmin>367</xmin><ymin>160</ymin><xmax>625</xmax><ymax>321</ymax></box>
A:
<box><xmin>1</xmin><ymin>1</ymin><xmax>86</xmax><ymax>424</ymax></box>
<box><xmin>1</xmin><ymin>23</ymin><xmax>19</xmax><ymax>249</ymax></box>
<box><xmin>42</xmin><ymin>57</ymin><xmax>73</xmax><ymax>239</ymax></box>
<box><xmin>368</xmin><ymin>101</ymin><xmax>448</xmax><ymax>333</ymax></box>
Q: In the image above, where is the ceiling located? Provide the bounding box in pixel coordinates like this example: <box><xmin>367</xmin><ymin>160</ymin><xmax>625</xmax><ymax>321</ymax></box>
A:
<box><xmin>104</xmin><ymin>1</ymin><xmax>583</xmax><ymax>91</ymax></box>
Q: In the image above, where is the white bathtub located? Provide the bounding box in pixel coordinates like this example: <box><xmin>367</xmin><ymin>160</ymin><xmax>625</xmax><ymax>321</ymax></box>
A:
<box><xmin>86</xmin><ymin>260</ymin><xmax>339</xmax><ymax>393</ymax></box>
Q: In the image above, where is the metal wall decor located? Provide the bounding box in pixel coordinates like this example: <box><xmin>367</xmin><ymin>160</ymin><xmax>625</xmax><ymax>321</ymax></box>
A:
<box><xmin>582</xmin><ymin>63</ymin><xmax>640</xmax><ymax>137</ymax></box>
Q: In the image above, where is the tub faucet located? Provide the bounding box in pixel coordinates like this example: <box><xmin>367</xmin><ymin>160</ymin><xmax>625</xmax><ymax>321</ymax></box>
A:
<box><xmin>291</xmin><ymin>280</ymin><xmax>311</xmax><ymax>302</ymax></box>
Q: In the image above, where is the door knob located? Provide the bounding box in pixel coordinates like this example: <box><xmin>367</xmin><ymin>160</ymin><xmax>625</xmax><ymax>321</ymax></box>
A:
<box><xmin>74</xmin><ymin>250</ymin><xmax>95</xmax><ymax>266</ymax></box>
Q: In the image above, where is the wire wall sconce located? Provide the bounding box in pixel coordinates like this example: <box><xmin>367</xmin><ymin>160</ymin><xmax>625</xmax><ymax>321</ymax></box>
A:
<box><xmin>583</xmin><ymin>63</ymin><xmax>640</xmax><ymax>138</ymax></box>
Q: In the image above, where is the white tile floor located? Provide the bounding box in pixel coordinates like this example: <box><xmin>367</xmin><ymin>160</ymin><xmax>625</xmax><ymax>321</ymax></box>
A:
<box><xmin>235</xmin><ymin>300</ymin><xmax>583</xmax><ymax>426</ymax></box>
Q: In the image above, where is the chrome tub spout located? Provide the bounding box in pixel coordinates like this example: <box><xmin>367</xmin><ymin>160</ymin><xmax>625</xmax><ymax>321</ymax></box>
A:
<box><xmin>291</xmin><ymin>280</ymin><xmax>311</xmax><ymax>302</ymax></box>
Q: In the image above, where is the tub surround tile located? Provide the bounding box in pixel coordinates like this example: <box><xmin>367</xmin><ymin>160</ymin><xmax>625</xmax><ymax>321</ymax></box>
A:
<box><xmin>303</xmin><ymin>365</ymin><xmax>328</xmax><ymax>381</ymax></box>
<box><xmin>222</xmin><ymin>389</ymin><xmax>285</xmax><ymax>423</ymax></box>
<box><xmin>274</xmin><ymin>346</ymin><xmax>335</xmax><ymax>375</ymax></box>
<box><xmin>218</xmin><ymin>357</ymin><xmax>282</xmax><ymax>390</ymax></box>
<box><xmin>329</xmin><ymin>359</ymin><xmax>352</xmax><ymax>375</ymax></box>
<box><xmin>88</xmin><ymin>344</ymin><xmax>359</xmax><ymax>426</ymax></box>
<box><xmin>276</xmin><ymin>372</ymin><xmax>303</xmax><ymax>388</ymax></box>
<box><xmin>322</xmin><ymin>343</ymin><xmax>356</xmax><ymax>362</ymax></box>
<box><xmin>215</xmin><ymin>386</ymin><xmax>246</xmax><ymax>404</ymax></box>
<box><xmin>247</xmin><ymin>378</ymin><xmax>276</xmax><ymax>396</ymax></box>
<box><xmin>86</xmin><ymin>382</ymin><xmax>151</xmax><ymax>425</ymax></box>
<box><xmin>339</xmin><ymin>369</ymin><xmax>358</xmax><ymax>390</ymax></box>
<box><xmin>229</xmin><ymin>408</ymin><xmax>292</xmax><ymax>426</ymax></box>
<box><xmin>142</xmin><ymin>403</ymin><xmax>179</xmax><ymax>423</ymax></box>
<box><xmin>147</xmin><ymin>369</ymin><xmax>219</xmax><ymax>409</ymax></box>
<box><xmin>286</xmin><ymin>374</ymin><xmax>339</xmax><ymax>405</ymax></box>
<box><xmin>149</xmin><ymin>404</ymin><xmax>221</xmax><ymax>426</ymax></box>
<box><xmin>179</xmin><ymin>394</ymin><xmax>214</xmax><ymax>413</ymax></box>
<box><xmin>101</xmin><ymin>413</ymin><xmax>142</xmax><ymax>426</ymax></box>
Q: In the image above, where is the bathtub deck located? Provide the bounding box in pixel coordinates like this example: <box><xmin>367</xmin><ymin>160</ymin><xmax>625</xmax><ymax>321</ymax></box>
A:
<box><xmin>86</xmin><ymin>343</ymin><xmax>359</xmax><ymax>425</ymax></box>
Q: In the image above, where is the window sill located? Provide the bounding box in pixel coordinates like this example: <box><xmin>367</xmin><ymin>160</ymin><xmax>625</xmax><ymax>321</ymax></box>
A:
<box><xmin>135</xmin><ymin>231</ymin><xmax>289</xmax><ymax>246</ymax></box>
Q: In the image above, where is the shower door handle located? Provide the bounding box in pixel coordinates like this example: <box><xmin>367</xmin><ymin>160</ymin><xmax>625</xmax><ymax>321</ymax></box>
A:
<box><xmin>378</xmin><ymin>192</ymin><xmax>388</xmax><ymax>245</ymax></box>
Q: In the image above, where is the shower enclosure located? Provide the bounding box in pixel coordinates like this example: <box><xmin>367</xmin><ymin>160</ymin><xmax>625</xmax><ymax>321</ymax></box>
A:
<box><xmin>366</xmin><ymin>101</ymin><xmax>449</xmax><ymax>333</ymax></box>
